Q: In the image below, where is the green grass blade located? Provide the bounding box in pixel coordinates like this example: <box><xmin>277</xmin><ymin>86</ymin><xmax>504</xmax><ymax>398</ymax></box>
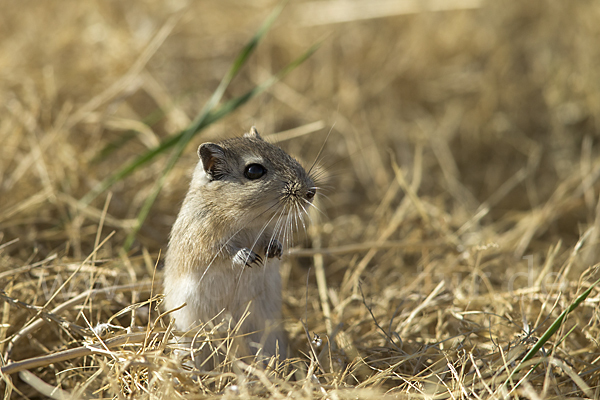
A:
<box><xmin>202</xmin><ymin>0</ymin><xmax>287</xmax><ymax>113</ymax></box>
<box><xmin>84</xmin><ymin>37</ymin><xmax>320</xmax><ymax>206</ymax></box>
<box><xmin>521</xmin><ymin>277</ymin><xmax>600</xmax><ymax>363</ymax></box>
<box><xmin>122</xmin><ymin>132</ymin><xmax>190</xmax><ymax>251</ymax></box>
<box><xmin>206</xmin><ymin>41</ymin><xmax>321</xmax><ymax>122</ymax></box>
<box><xmin>92</xmin><ymin>130</ymin><xmax>139</xmax><ymax>164</ymax></box>
<box><xmin>82</xmin><ymin>1</ymin><xmax>286</xmax><ymax>206</ymax></box>
<box><xmin>503</xmin><ymin>275</ymin><xmax>600</xmax><ymax>393</ymax></box>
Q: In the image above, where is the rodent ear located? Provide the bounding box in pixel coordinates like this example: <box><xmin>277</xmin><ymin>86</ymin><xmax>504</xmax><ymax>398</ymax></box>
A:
<box><xmin>243</xmin><ymin>126</ymin><xmax>262</xmax><ymax>140</ymax></box>
<box><xmin>198</xmin><ymin>143</ymin><xmax>226</xmax><ymax>179</ymax></box>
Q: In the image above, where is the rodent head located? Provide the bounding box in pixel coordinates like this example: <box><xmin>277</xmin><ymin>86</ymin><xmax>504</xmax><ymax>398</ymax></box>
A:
<box><xmin>190</xmin><ymin>127</ymin><xmax>316</xmax><ymax>234</ymax></box>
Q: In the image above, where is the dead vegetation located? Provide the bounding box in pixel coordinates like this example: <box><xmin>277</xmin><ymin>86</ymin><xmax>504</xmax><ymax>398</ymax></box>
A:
<box><xmin>1</xmin><ymin>0</ymin><xmax>600</xmax><ymax>398</ymax></box>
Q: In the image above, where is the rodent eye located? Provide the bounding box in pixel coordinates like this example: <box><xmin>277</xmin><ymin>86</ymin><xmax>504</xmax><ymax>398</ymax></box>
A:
<box><xmin>244</xmin><ymin>163</ymin><xmax>266</xmax><ymax>180</ymax></box>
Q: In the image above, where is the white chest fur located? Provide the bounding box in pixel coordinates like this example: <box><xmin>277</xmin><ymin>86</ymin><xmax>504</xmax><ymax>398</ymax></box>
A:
<box><xmin>163</xmin><ymin>257</ymin><xmax>286</xmax><ymax>358</ymax></box>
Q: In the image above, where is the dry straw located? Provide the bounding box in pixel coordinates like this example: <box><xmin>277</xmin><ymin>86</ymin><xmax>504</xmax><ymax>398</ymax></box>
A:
<box><xmin>1</xmin><ymin>0</ymin><xmax>600</xmax><ymax>398</ymax></box>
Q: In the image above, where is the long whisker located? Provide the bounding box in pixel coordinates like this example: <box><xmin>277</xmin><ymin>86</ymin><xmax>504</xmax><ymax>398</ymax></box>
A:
<box><xmin>234</xmin><ymin>205</ymin><xmax>286</xmax><ymax>288</ymax></box>
<box><xmin>266</xmin><ymin>205</ymin><xmax>288</xmax><ymax>262</ymax></box>
<box><xmin>291</xmin><ymin>203</ymin><xmax>299</xmax><ymax>238</ymax></box>
<box><xmin>303</xmin><ymin>197</ymin><xmax>326</xmax><ymax>219</ymax></box>
<box><xmin>298</xmin><ymin>200</ymin><xmax>313</xmax><ymax>226</ymax></box>
<box><xmin>281</xmin><ymin>205</ymin><xmax>291</xmax><ymax>247</ymax></box>
<box><xmin>313</xmin><ymin>191</ymin><xmax>332</xmax><ymax>203</ymax></box>
<box><xmin>307</xmin><ymin>123</ymin><xmax>334</xmax><ymax>176</ymax></box>
<box><xmin>248</xmin><ymin>203</ymin><xmax>283</xmax><ymax>259</ymax></box>
<box><xmin>199</xmin><ymin>200</ymin><xmax>284</xmax><ymax>285</ymax></box>
<box><xmin>271</xmin><ymin>202</ymin><xmax>287</xmax><ymax>240</ymax></box>
<box><xmin>308</xmin><ymin>167</ymin><xmax>329</xmax><ymax>182</ymax></box>
<box><xmin>309</xmin><ymin>185</ymin><xmax>330</xmax><ymax>191</ymax></box>
<box><xmin>228</xmin><ymin>203</ymin><xmax>290</xmax><ymax>309</ymax></box>
<box><xmin>286</xmin><ymin>208</ymin><xmax>294</xmax><ymax>249</ymax></box>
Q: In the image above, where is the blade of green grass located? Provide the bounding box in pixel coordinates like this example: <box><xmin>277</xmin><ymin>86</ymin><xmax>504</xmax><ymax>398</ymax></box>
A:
<box><xmin>123</xmin><ymin>40</ymin><xmax>321</xmax><ymax>250</ymax></box>
<box><xmin>81</xmin><ymin>1</ymin><xmax>287</xmax><ymax>206</ymax></box>
<box><xmin>502</xmin><ymin>275</ymin><xmax>600</xmax><ymax>394</ymax></box>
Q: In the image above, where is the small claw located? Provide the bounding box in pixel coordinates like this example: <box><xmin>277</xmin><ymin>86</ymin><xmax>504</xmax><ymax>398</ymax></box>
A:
<box><xmin>252</xmin><ymin>254</ymin><xmax>263</xmax><ymax>266</ymax></box>
<box><xmin>233</xmin><ymin>248</ymin><xmax>262</xmax><ymax>268</ymax></box>
<box><xmin>265</xmin><ymin>240</ymin><xmax>283</xmax><ymax>259</ymax></box>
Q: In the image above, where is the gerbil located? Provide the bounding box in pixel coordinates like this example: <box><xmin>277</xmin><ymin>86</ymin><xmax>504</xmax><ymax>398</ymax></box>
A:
<box><xmin>163</xmin><ymin>127</ymin><xmax>316</xmax><ymax>362</ymax></box>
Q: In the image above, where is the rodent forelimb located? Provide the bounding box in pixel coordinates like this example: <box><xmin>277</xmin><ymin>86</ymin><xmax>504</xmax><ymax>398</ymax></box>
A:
<box><xmin>228</xmin><ymin>245</ymin><xmax>263</xmax><ymax>268</ymax></box>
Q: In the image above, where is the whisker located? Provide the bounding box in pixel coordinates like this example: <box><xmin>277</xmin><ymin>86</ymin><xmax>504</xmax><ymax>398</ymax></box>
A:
<box><xmin>296</xmin><ymin>202</ymin><xmax>308</xmax><ymax>233</ymax></box>
<box><xmin>309</xmin><ymin>168</ymin><xmax>329</xmax><ymax>181</ymax></box>
<box><xmin>284</xmin><ymin>204</ymin><xmax>292</xmax><ymax>248</ymax></box>
<box><xmin>230</xmin><ymin>204</ymin><xmax>289</xmax><ymax>299</ymax></box>
<box><xmin>303</xmin><ymin>197</ymin><xmax>326</xmax><ymax>219</ymax></box>
<box><xmin>201</xmin><ymin>199</ymin><xmax>283</xmax><ymax>285</ymax></box>
<box><xmin>270</xmin><ymin>207</ymin><xmax>288</xmax><ymax>254</ymax></box>
<box><xmin>286</xmin><ymin>205</ymin><xmax>294</xmax><ymax>250</ymax></box>
<box><xmin>314</xmin><ymin>192</ymin><xmax>332</xmax><ymax>202</ymax></box>
<box><xmin>309</xmin><ymin>185</ymin><xmax>330</xmax><ymax>191</ymax></box>
<box><xmin>271</xmin><ymin>204</ymin><xmax>288</xmax><ymax>254</ymax></box>
<box><xmin>249</xmin><ymin>204</ymin><xmax>282</xmax><ymax>256</ymax></box>
<box><xmin>307</xmin><ymin>123</ymin><xmax>334</xmax><ymax>176</ymax></box>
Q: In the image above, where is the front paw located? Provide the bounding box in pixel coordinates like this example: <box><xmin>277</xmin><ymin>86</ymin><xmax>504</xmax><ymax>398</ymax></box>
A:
<box><xmin>265</xmin><ymin>240</ymin><xmax>283</xmax><ymax>259</ymax></box>
<box><xmin>233</xmin><ymin>248</ymin><xmax>263</xmax><ymax>268</ymax></box>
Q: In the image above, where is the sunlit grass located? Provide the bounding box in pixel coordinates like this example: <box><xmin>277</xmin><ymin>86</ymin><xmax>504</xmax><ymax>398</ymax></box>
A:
<box><xmin>1</xmin><ymin>1</ymin><xmax>600</xmax><ymax>398</ymax></box>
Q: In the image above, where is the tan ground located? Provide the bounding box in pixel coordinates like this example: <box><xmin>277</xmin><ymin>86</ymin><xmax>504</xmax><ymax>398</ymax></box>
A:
<box><xmin>1</xmin><ymin>1</ymin><xmax>600</xmax><ymax>398</ymax></box>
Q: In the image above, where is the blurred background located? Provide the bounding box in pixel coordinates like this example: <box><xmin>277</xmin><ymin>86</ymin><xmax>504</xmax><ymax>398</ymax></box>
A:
<box><xmin>2</xmin><ymin>1</ymin><xmax>599</xmax><ymax>257</ymax></box>
<box><xmin>1</xmin><ymin>0</ymin><xmax>600</xmax><ymax>395</ymax></box>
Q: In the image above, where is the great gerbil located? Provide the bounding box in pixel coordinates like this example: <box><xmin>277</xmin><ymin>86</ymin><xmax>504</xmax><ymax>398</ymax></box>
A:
<box><xmin>163</xmin><ymin>127</ymin><xmax>316</xmax><ymax>362</ymax></box>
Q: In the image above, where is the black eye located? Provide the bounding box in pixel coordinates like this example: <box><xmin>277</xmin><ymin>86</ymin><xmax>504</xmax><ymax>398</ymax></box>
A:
<box><xmin>244</xmin><ymin>164</ymin><xmax>266</xmax><ymax>180</ymax></box>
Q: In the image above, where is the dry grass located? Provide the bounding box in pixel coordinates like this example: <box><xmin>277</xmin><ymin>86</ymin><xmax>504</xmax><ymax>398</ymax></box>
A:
<box><xmin>1</xmin><ymin>0</ymin><xmax>600</xmax><ymax>398</ymax></box>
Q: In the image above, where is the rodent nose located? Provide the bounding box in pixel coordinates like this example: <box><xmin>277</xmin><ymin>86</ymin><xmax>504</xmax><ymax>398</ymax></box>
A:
<box><xmin>306</xmin><ymin>188</ymin><xmax>316</xmax><ymax>200</ymax></box>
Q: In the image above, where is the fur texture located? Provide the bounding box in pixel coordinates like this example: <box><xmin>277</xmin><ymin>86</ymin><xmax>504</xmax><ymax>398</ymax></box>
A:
<box><xmin>163</xmin><ymin>128</ymin><xmax>315</xmax><ymax>362</ymax></box>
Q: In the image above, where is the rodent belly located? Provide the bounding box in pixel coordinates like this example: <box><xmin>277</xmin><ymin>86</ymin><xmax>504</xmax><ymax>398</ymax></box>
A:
<box><xmin>165</xmin><ymin>260</ymin><xmax>282</xmax><ymax>332</ymax></box>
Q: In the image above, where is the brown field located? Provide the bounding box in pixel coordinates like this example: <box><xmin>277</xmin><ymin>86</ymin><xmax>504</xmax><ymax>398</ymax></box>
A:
<box><xmin>1</xmin><ymin>1</ymin><xmax>600</xmax><ymax>398</ymax></box>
